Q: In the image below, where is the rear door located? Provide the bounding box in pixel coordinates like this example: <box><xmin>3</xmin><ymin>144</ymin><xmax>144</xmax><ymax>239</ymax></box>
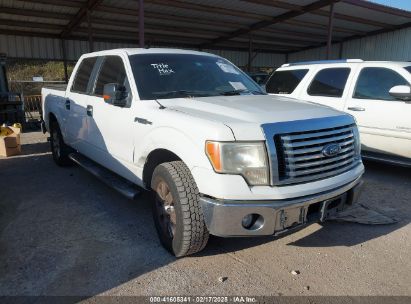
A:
<box><xmin>345</xmin><ymin>66</ymin><xmax>411</xmax><ymax>159</ymax></box>
<box><xmin>297</xmin><ymin>66</ymin><xmax>355</xmax><ymax>111</ymax></box>
<box><xmin>85</xmin><ymin>55</ymin><xmax>137</xmax><ymax>182</ymax></box>
<box><xmin>65</xmin><ymin>57</ymin><xmax>97</xmax><ymax>152</ymax></box>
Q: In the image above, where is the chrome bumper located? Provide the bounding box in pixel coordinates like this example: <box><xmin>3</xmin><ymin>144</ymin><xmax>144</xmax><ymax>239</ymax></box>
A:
<box><xmin>200</xmin><ymin>177</ymin><xmax>363</xmax><ymax>237</ymax></box>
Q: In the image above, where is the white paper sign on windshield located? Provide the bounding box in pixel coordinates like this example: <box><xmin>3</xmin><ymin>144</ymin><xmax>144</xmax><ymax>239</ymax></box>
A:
<box><xmin>216</xmin><ymin>62</ymin><xmax>240</xmax><ymax>74</ymax></box>
<box><xmin>229</xmin><ymin>81</ymin><xmax>247</xmax><ymax>90</ymax></box>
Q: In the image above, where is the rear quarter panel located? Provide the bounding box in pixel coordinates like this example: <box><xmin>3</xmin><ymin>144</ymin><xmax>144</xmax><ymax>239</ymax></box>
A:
<box><xmin>41</xmin><ymin>87</ymin><xmax>67</xmax><ymax>134</ymax></box>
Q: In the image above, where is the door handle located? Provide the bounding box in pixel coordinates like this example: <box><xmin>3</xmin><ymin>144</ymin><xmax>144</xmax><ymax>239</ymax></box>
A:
<box><xmin>86</xmin><ymin>105</ymin><xmax>93</xmax><ymax>117</ymax></box>
<box><xmin>65</xmin><ymin>99</ymin><xmax>70</xmax><ymax>110</ymax></box>
<box><xmin>347</xmin><ymin>106</ymin><xmax>365</xmax><ymax>112</ymax></box>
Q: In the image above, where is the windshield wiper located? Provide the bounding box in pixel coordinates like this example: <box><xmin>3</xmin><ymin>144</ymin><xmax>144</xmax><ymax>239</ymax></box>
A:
<box><xmin>219</xmin><ymin>89</ymin><xmax>248</xmax><ymax>96</ymax></box>
<box><xmin>219</xmin><ymin>89</ymin><xmax>266</xmax><ymax>96</ymax></box>
<box><xmin>152</xmin><ymin>90</ymin><xmax>214</xmax><ymax>98</ymax></box>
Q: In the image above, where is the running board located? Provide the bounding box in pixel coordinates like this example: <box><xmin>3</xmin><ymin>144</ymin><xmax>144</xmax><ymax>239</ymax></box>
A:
<box><xmin>69</xmin><ymin>153</ymin><xmax>141</xmax><ymax>199</ymax></box>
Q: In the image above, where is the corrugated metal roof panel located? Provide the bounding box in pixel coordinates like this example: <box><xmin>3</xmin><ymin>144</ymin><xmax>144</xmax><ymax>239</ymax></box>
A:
<box><xmin>0</xmin><ymin>0</ymin><xmax>79</xmax><ymax>14</ymax></box>
<box><xmin>178</xmin><ymin>0</ymin><xmax>287</xmax><ymax>17</ymax></box>
<box><xmin>293</xmin><ymin>13</ymin><xmax>379</xmax><ymax>33</ymax></box>
<box><xmin>0</xmin><ymin>0</ymin><xmax>410</xmax><ymax>62</ymax></box>
<box><xmin>0</xmin><ymin>13</ymin><xmax>67</xmax><ymax>25</ymax></box>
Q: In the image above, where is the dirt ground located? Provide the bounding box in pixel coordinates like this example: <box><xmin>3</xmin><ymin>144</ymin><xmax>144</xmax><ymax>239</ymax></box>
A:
<box><xmin>0</xmin><ymin>131</ymin><xmax>410</xmax><ymax>298</ymax></box>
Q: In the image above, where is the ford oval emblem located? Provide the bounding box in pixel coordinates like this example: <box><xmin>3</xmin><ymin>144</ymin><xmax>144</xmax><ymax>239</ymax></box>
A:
<box><xmin>322</xmin><ymin>143</ymin><xmax>341</xmax><ymax>157</ymax></box>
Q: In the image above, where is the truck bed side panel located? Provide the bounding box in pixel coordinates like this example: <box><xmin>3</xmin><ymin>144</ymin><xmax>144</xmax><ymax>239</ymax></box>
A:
<box><xmin>41</xmin><ymin>87</ymin><xmax>67</xmax><ymax>134</ymax></box>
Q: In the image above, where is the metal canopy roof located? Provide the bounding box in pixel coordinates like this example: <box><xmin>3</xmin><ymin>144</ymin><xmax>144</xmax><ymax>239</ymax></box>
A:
<box><xmin>0</xmin><ymin>0</ymin><xmax>410</xmax><ymax>55</ymax></box>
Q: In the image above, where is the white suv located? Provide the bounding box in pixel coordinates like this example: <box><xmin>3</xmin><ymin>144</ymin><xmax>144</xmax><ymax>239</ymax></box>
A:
<box><xmin>266</xmin><ymin>60</ymin><xmax>411</xmax><ymax>166</ymax></box>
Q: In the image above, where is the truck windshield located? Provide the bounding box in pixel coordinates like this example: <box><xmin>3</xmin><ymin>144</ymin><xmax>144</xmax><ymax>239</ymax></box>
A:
<box><xmin>129</xmin><ymin>53</ymin><xmax>265</xmax><ymax>100</ymax></box>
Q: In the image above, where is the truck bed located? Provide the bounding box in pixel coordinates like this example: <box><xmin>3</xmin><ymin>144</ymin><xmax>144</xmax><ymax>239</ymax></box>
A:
<box><xmin>43</xmin><ymin>84</ymin><xmax>67</xmax><ymax>91</ymax></box>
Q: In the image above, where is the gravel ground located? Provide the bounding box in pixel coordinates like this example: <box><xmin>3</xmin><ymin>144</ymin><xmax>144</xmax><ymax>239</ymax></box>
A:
<box><xmin>0</xmin><ymin>131</ymin><xmax>410</xmax><ymax>298</ymax></box>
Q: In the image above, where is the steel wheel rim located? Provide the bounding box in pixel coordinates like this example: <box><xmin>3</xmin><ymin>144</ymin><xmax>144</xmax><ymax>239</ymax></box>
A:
<box><xmin>155</xmin><ymin>179</ymin><xmax>176</xmax><ymax>239</ymax></box>
<box><xmin>52</xmin><ymin>130</ymin><xmax>60</xmax><ymax>158</ymax></box>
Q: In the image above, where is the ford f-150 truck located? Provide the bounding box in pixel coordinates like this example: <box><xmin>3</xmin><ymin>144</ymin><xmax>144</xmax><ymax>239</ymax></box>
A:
<box><xmin>42</xmin><ymin>48</ymin><xmax>364</xmax><ymax>257</ymax></box>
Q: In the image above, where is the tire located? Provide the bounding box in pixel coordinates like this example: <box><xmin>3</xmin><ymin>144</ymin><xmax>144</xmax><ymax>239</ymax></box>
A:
<box><xmin>50</xmin><ymin>120</ymin><xmax>74</xmax><ymax>166</ymax></box>
<box><xmin>151</xmin><ymin>161</ymin><xmax>209</xmax><ymax>257</ymax></box>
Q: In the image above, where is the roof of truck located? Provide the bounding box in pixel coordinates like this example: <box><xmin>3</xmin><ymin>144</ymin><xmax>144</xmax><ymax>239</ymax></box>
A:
<box><xmin>81</xmin><ymin>48</ymin><xmax>219</xmax><ymax>58</ymax></box>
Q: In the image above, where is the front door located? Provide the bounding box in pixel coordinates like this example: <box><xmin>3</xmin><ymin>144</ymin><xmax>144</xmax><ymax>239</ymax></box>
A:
<box><xmin>85</xmin><ymin>55</ymin><xmax>137</xmax><ymax>183</ymax></box>
<box><xmin>345</xmin><ymin>66</ymin><xmax>411</xmax><ymax>159</ymax></box>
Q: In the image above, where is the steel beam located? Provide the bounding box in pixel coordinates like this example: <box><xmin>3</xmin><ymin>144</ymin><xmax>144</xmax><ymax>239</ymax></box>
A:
<box><xmin>86</xmin><ymin>9</ymin><xmax>94</xmax><ymax>52</ymax></box>
<box><xmin>326</xmin><ymin>3</ymin><xmax>335</xmax><ymax>59</ymax></box>
<box><xmin>248</xmin><ymin>35</ymin><xmax>253</xmax><ymax>72</ymax></box>
<box><xmin>60</xmin><ymin>0</ymin><xmax>103</xmax><ymax>38</ymax></box>
<box><xmin>139</xmin><ymin>0</ymin><xmax>145</xmax><ymax>48</ymax></box>
<box><xmin>61</xmin><ymin>39</ymin><xmax>69</xmax><ymax>83</ymax></box>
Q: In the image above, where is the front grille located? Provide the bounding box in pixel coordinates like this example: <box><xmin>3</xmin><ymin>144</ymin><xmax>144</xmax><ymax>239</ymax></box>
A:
<box><xmin>274</xmin><ymin>124</ymin><xmax>358</xmax><ymax>184</ymax></box>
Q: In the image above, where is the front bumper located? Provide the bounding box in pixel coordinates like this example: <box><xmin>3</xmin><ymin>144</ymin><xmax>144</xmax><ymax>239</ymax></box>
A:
<box><xmin>200</xmin><ymin>176</ymin><xmax>363</xmax><ymax>237</ymax></box>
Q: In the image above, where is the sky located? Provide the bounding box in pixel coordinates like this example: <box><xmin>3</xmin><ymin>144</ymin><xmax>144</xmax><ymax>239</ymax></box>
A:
<box><xmin>368</xmin><ymin>0</ymin><xmax>411</xmax><ymax>11</ymax></box>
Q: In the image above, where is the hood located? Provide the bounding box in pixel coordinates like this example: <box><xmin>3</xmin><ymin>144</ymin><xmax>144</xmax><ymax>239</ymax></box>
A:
<box><xmin>158</xmin><ymin>95</ymin><xmax>346</xmax><ymax>140</ymax></box>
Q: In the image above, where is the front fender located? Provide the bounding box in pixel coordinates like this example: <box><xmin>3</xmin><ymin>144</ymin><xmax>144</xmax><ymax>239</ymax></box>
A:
<box><xmin>135</xmin><ymin>126</ymin><xmax>217</xmax><ymax>172</ymax></box>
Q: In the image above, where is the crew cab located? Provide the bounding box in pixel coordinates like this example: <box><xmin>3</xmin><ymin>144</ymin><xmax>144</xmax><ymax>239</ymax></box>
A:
<box><xmin>42</xmin><ymin>49</ymin><xmax>364</xmax><ymax>257</ymax></box>
<box><xmin>266</xmin><ymin>60</ymin><xmax>411</xmax><ymax>166</ymax></box>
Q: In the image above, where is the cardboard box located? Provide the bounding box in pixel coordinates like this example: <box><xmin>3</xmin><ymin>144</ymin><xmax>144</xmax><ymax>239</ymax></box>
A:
<box><xmin>0</xmin><ymin>126</ymin><xmax>21</xmax><ymax>157</ymax></box>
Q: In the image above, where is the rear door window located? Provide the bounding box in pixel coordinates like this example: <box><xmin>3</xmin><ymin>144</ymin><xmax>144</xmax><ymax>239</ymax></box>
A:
<box><xmin>94</xmin><ymin>56</ymin><xmax>128</xmax><ymax>96</ymax></box>
<box><xmin>307</xmin><ymin>68</ymin><xmax>350</xmax><ymax>97</ymax></box>
<box><xmin>353</xmin><ymin>67</ymin><xmax>409</xmax><ymax>100</ymax></box>
<box><xmin>71</xmin><ymin>57</ymin><xmax>97</xmax><ymax>93</ymax></box>
<box><xmin>265</xmin><ymin>69</ymin><xmax>308</xmax><ymax>94</ymax></box>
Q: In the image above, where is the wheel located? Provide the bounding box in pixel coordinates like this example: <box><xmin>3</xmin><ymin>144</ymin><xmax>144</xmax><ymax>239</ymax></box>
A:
<box><xmin>151</xmin><ymin>161</ymin><xmax>209</xmax><ymax>257</ymax></box>
<box><xmin>50</xmin><ymin>120</ymin><xmax>73</xmax><ymax>166</ymax></box>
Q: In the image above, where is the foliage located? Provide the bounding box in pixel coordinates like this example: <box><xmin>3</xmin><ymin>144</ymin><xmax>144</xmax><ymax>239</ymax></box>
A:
<box><xmin>6</xmin><ymin>60</ymin><xmax>75</xmax><ymax>95</ymax></box>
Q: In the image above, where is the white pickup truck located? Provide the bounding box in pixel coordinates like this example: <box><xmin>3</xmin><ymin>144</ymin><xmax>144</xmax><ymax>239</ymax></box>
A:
<box><xmin>42</xmin><ymin>48</ymin><xmax>364</xmax><ymax>257</ymax></box>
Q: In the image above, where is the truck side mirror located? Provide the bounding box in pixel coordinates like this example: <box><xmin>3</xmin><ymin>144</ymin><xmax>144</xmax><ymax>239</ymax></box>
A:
<box><xmin>103</xmin><ymin>83</ymin><xmax>128</xmax><ymax>107</ymax></box>
<box><xmin>389</xmin><ymin>85</ymin><xmax>411</xmax><ymax>101</ymax></box>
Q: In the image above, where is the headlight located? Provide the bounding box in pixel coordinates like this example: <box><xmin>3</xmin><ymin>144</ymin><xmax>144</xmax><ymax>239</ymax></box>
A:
<box><xmin>352</xmin><ymin>126</ymin><xmax>361</xmax><ymax>159</ymax></box>
<box><xmin>205</xmin><ymin>141</ymin><xmax>269</xmax><ymax>185</ymax></box>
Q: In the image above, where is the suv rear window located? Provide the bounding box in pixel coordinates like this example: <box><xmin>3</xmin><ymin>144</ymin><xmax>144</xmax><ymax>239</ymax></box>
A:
<box><xmin>265</xmin><ymin>69</ymin><xmax>308</xmax><ymax>94</ymax></box>
<box><xmin>405</xmin><ymin>66</ymin><xmax>411</xmax><ymax>74</ymax></box>
<box><xmin>307</xmin><ymin>68</ymin><xmax>350</xmax><ymax>97</ymax></box>
<box><xmin>71</xmin><ymin>57</ymin><xmax>97</xmax><ymax>93</ymax></box>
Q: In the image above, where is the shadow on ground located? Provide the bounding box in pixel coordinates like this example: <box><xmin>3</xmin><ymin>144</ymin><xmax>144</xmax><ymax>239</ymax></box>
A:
<box><xmin>288</xmin><ymin>160</ymin><xmax>411</xmax><ymax>248</ymax></box>
<box><xmin>20</xmin><ymin>142</ymin><xmax>50</xmax><ymax>156</ymax></box>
